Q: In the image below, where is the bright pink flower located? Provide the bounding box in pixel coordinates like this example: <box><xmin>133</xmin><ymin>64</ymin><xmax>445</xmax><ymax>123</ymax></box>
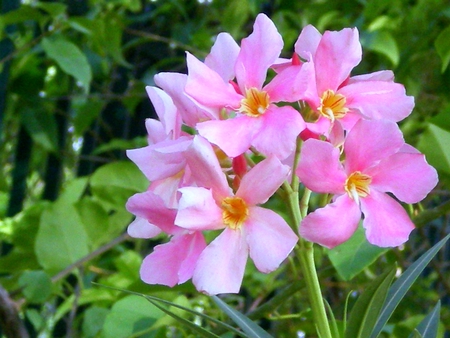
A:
<box><xmin>185</xmin><ymin>14</ymin><xmax>305</xmax><ymax>159</ymax></box>
<box><xmin>175</xmin><ymin>136</ymin><xmax>298</xmax><ymax>295</ymax></box>
<box><xmin>126</xmin><ymin>190</ymin><xmax>206</xmax><ymax>287</ymax></box>
<box><xmin>296</xmin><ymin>120</ymin><xmax>437</xmax><ymax>248</ymax></box>
<box><xmin>294</xmin><ymin>25</ymin><xmax>414</xmax><ymax>136</ymax></box>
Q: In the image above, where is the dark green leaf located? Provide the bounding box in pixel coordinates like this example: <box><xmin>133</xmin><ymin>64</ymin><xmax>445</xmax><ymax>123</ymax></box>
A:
<box><xmin>435</xmin><ymin>25</ymin><xmax>450</xmax><ymax>72</ymax></box>
<box><xmin>345</xmin><ymin>268</ymin><xmax>396</xmax><ymax>338</ymax></box>
<box><xmin>18</xmin><ymin>270</ymin><xmax>52</xmax><ymax>303</ymax></box>
<box><xmin>212</xmin><ymin>296</ymin><xmax>273</xmax><ymax>338</ymax></box>
<box><xmin>408</xmin><ymin>301</ymin><xmax>440</xmax><ymax>338</ymax></box>
<box><xmin>370</xmin><ymin>234</ymin><xmax>450</xmax><ymax>338</ymax></box>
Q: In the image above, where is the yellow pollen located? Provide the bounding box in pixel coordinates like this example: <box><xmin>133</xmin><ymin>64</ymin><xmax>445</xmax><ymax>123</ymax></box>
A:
<box><xmin>318</xmin><ymin>90</ymin><xmax>349</xmax><ymax>121</ymax></box>
<box><xmin>344</xmin><ymin>171</ymin><xmax>372</xmax><ymax>202</ymax></box>
<box><xmin>239</xmin><ymin>87</ymin><xmax>270</xmax><ymax>117</ymax></box>
<box><xmin>221</xmin><ymin>196</ymin><xmax>249</xmax><ymax>230</ymax></box>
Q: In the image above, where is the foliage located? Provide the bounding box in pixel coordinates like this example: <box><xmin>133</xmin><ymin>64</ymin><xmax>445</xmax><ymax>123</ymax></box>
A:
<box><xmin>0</xmin><ymin>0</ymin><xmax>449</xmax><ymax>337</ymax></box>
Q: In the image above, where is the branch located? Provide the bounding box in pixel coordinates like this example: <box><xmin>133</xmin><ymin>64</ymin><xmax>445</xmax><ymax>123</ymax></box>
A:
<box><xmin>0</xmin><ymin>284</ymin><xmax>29</xmax><ymax>338</ymax></box>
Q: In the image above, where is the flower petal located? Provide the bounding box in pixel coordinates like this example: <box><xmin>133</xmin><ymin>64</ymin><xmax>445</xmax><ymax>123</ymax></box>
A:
<box><xmin>237</xmin><ymin>156</ymin><xmax>289</xmax><ymax>206</ymax></box>
<box><xmin>205</xmin><ymin>32</ymin><xmax>240</xmax><ymax>81</ymax></box>
<box><xmin>360</xmin><ymin>190</ymin><xmax>414</xmax><ymax>247</ymax></box>
<box><xmin>367</xmin><ymin>152</ymin><xmax>438</xmax><ymax>204</ymax></box>
<box><xmin>339</xmin><ymin>81</ymin><xmax>414</xmax><ymax>122</ymax></box>
<box><xmin>294</xmin><ymin>24</ymin><xmax>322</xmax><ymax>60</ymax></box>
<box><xmin>300</xmin><ymin>195</ymin><xmax>361</xmax><ymax>248</ymax></box>
<box><xmin>193</xmin><ymin>228</ymin><xmax>248</xmax><ymax>295</ymax></box>
<box><xmin>235</xmin><ymin>13</ymin><xmax>283</xmax><ymax>89</ymax></box>
<box><xmin>176</xmin><ymin>187</ymin><xmax>224</xmax><ymax>231</ymax></box>
<box><xmin>314</xmin><ymin>28</ymin><xmax>361</xmax><ymax>93</ymax></box>
<box><xmin>297</xmin><ymin>139</ymin><xmax>347</xmax><ymax>194</ymax></box>
<box><xmin>140</xmin><ymin>233</ymin><xmax>206</xmax><ymax>286</ymax></box>
<box><xmin>246</xmin><ymin>207</ymin><xmax>298</xmax><ymax>272</ymax></box>
<box><xmin>251</xmin><ymin>106</ymin><xmax>305</xmax><ymax>159</ymax></box>
<box><xmin>197</xmin><ymin>115</ymin><xmax>260</xmax><ymax>158</ymax></box>
<box><xmin>127</xmin><ymin>217</ymin><xmax>161</xmax><ymax>239</ymax></box>
<box><xmin>185</xmin><ymin>52</ymin><xmax>242</xmax><ymax>109</ymax></box>
<box><xmin>184</xmin><ymin>135</ymin><xmax>232</xmax><ymax>199</ymax></box>
<box><xmin>344</xmin><ymin>119</ymin><xmax>404</xmax><ymax>173</ymax></box>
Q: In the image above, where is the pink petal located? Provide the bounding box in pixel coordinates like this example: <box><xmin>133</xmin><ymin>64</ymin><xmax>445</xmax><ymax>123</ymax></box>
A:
<box><xmin>140</xmin><ymin>233</ymin><xmax>206</xmax><ymax>287</ymax></box>
<box><xmin>264</xmin><ymin>65</ymin><xmax>308</xmax><ymax>103</ymax></box>
<box><xmin>205</xmin><ymin>32</ymin><xmax>240</xmax><ymax>81</ymax></box>
<box><xmin>149</xmin><ymin>174</ymin><xmax>183</xmax><ymax>209</ymax></box>
<box><xmin>127</xmin><ymin>217</ymin><xmax>161</xmax><ymax>239</ymax></box>
<box><xmin>145</xmin><ymin>118</ymin><xmax>166</xmax><ymax>145</ymax></box>
<box><xmin>126</xmin><ymin>191</ymin><xmax>179</xmax><ymax>235</ymax></box>
<box><xmin>344</xmin><ymin>119</ymin><xmax>404</xmax><ymax>173</ymax></box>
<box><xmin>126</xmin><ymin>137</ymin><xmax>191</xmax><ymax>181</ymax></box>
<box><xmin>294</xmin><ymin>24</ymin><xmax>322</xmax><ymax>60</ymax></box>
<box><xmin>235</xmin><ymin>13</ymin><xmax>283</xmax><ymax>89</ymax></box>
<box><xmin>339</xmin><ymin>81</ymin><xmax>414</xmax><ymax>122</ymax></box>
<box><xmin>184</xmin><ymin>136</ymin><xmax>231</xmax><ymax>199</ymax></box>
<box><xmin>193</xmin><ymin>228</ymin><xmax>248</xmax><ymax>295</ymax></box>
<box><xmin>237</xmin><ymin>156</ymin><xmax>289</xmax><ymax>206</ymax></box>
<box><xmin>367</xmin><ymin>152</ymin><xmax>438</xmax><ymax>204</ymax></box>
<box><xmin>300</xmin><ymin>195</ymin><xmax>361</xmax><ymax>248</ymax></box>
<box><xmin>185</xmin><ymin>52</ymin><xmax>242</xmax><ymax>109</ymax></box>
<box><xmin>360</xmin><ymin>190</ymin><xmax>415</xmax><ymax>247</ymax></box>
<box><xmin>314</xmin><ymin>28</ymin><xmax>361</xmax><ymax>93</ymax></box>
<box><xmin>145</xmin><ymin>86</ymin><xmax>181</xmax><ymax>138</ymax></box>
<box><xmin>251</xmin><ymin>106</ymin><xmax>305</xmax><ymax>159</ymax></box>
<box><xmin>246</xmin><ymin>207</ymin><xmax>298</xmax><ymax>272</ymax></box>
<box><xmin>154</xmin><ymin>72</ymin><xmax>219</xmax><ymax>126</ymax></box>
<box><xmin>176</xmin><ymin>187</ymin><xmax>225</xmax><ymax>231</ymax></box>
<box><xmin>296</xmin><ymin>139</ymin><xmax>347</xmax><ymax>194</ymax></box>
<box><xmin>197</xmin><ymin>115</ymin><xmax>260</xmax><ymax>158</ymax></box>
<box><xmin>347</xmin><ymin>70</ymin><xmax>395</xmax><ymax>84</ymax></box>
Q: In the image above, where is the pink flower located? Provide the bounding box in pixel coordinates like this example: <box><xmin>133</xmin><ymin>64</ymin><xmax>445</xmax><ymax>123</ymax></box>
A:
<box><xmin>295</xmin><ymin>25</ymin><xmax>414</xmax><ymax>136</ymax></box>
<box><xmin>296</xmin><ymin>119</ymin><xmax>437</xmax><ymax>248</ymax></box>
<box><xmin>126</xmin><ymin>190</ymin><xmax>206</xmax><ymax>287</ymax></box>
<box><xmin>185</xmin><ymin>13</ymin><xmax>305</xmax><ymax>159</ymax></box>
<box><xmin>175</xmin><ymin>136</ymin><xmax>298</xmax><ymax>294</ymax></box>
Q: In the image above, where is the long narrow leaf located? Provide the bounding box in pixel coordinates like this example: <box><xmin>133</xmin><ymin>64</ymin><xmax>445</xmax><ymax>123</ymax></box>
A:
<box><xmin>370</xmin><ymin>233</ymin><xmax>450</xmax><ymax>338</ymax></box>
<box><xmin>92</xmin><ymin>283</ymin><xmax>246</xmax><ymax>337</ymax></box>
<box><xmin>345</xmin><ymin>268</ymin><xmax>396</xmax><ymax>338</ymax></box>
<box><xmin>408</xmin><ymin>301</ymin><xmax>441</xmax><ymax>338</ymax></box>
<box><xmin>146</xmin><ymin>298</ymin><xmax>220</xmax><ymax>338</ymax></box>
<box><xmin>212</xmin><ymin>296</ymin><xmax>273</xmax><ymax>338</ymax></box>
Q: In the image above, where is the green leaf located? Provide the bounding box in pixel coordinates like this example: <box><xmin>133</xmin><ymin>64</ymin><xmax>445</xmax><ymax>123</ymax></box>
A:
<box><xmin>35</xmin><ymin>200</ymin><xmax>89</xmax><ymax>274</ymax></box>
<box><xmin>435</xmin><ymin>25</ymin><xmax>450</xmax><ymax>72</ymax></box>
<box><xmin>345</xmin><ymin>268</ymin><xmax>396</xmax><ymax>338</ymax></box>
<box><xmin>370</xmin><ymin>233</ymin><xmax>450</xmax><ymax>338</ymax></box>
<box><xmin>90</xmin><ymin>161</ymin><xmax>148</xmax><ymax>209</ymax></box>
<box><xmin>328</xmin><ymin>225</ymin><xmax>387</xmax><ymax>281</ymax></box>
<box><xmin>146</xmin><ymin>298</ymin><xmax>220</xmax><ymax>338</ymax></box>
<box><xmin>102</xmin><ymin>295</ymin><xmax>164</xmax><ymax>338</ymax></box>
<box><xmin>18</xmin><ymin>270</ymin><xmax>52</xmax><ymax>304</ymax></box>
<box><xmin>409</xmin><ymin>301</ymin><xmax>440</xmax><ymax>338</ymax></box>
<box><xmin>417</xmin><ymin>123</ymin><xmax>450</xmax><ymax>175</ymax></box>
<box><xmin>362</xmin><ymin>30</ymin><xmax>399</xmax><ymax>66</ymax></box>
<box><xmin>34</xmin><ymin>2</ymin><xmax>67</xmax><ymax>17</ymax></box>
<box><xmin>20</xmin><ymin>107</ymin><xmax>58</xmax><ymax>152</ymax></box>
<box><xmin>82</xmin><ymin>307</ymin><xmax>109</xmax><ymax>338</ymax></box>
<box><xmin>212</xmin><ymin>296</ymin><xmax>273</xmax><ymax>338</ymax></box>
<box><xmin>42</xmin><ymin>36</ymin><xmax>92</xmax><ymax>92</ymax></box>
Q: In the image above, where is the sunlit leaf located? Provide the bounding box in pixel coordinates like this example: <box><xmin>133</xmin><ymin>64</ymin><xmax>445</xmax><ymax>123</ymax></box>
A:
<box><xmin>435</xmin><ymin>25</ymin><xmax>450</xmax><ymax>72</ymax></box>
<box><xmin>417</xmin><ymin>123</ymin><xmax>450</xmax><ymax>175</ymax></box>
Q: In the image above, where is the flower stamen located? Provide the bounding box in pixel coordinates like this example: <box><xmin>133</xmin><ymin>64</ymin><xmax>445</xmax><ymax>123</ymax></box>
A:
<box><xmin>221</xmin><ymin>196</ymin><xmax>249</xmax><ymax>230</ymax></box>
<box><xmin>318</xmin><ymin>90</ymin><xmax>349</xmax><ymax>122</ymax></box>
<box><xmin>345</xmin><ymin>171</ymin><xmax>372</xmax><ymax>205</ymax></box>
<box><xmin>239</xmin><ymin>87</ymin><xmax>270</xmax><ymax>117</ymax></box>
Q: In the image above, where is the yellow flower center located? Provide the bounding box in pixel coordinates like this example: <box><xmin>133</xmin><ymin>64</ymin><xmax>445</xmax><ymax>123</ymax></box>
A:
<box><xmin>318</xmin><ymin>90</ymin><xmax>349</xmax><ymax>121</ymax></box>
<box><xmin>239</xmin><ymin>87</ymin><xmax>270</xmax><ymax>117</ymax></box>
<box><xmin>344</xmin><ymin>171</ymin><xmax>372</xmax><ymax>202</ymax></box>
<box><xmin>221</xmin><ymin>196</ymin><xmax>249</xmax><ymax>230</ymax></box>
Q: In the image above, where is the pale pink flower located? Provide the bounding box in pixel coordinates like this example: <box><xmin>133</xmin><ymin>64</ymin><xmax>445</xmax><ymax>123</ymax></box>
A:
<box><xmin>294</xmin><ymin>25</ymin><xmax>414</xmax><ymax>136</ymax></box>
<box><xmin>185</xmin><ymin>13</ymin><xmax>305</xmax><ymax>159</ymax></box>
<box><xmin>175</xmin><ymin>136</ymin><xmax>298</xmax><ymax>295</ymax></box>
<box><xmin>126</xmin><ymin>190</ymin><xmax>206</xmax><ymax>287</ymax></box>
<box><xmin>296</xmin><ymin>119</ymin><xmax>437</xmax><ymax>248</ymax></box>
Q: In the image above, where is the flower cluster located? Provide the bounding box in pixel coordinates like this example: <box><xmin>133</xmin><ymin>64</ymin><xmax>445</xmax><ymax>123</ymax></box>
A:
<box><xmin>126</xmin><ymin>14</ymin><xmax>438</xmax><ymax>295</ymax></box>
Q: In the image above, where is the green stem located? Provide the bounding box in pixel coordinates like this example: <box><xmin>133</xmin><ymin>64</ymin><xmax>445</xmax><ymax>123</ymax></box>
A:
<box><xmin>285</xmin><ymin>136</ymin><xmax>332</xmax><ymax>338</ymax></box>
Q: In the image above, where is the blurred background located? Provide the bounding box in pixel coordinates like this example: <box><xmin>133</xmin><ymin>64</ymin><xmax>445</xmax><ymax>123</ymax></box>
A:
<box><xmin>1</xmin><ymin>0</ymin><xmax>450</xmax><ymax>337</ymax></box>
